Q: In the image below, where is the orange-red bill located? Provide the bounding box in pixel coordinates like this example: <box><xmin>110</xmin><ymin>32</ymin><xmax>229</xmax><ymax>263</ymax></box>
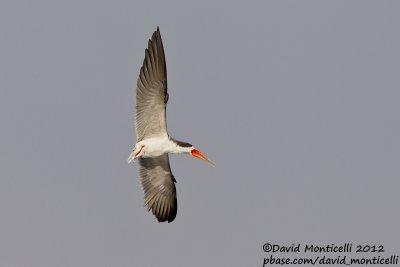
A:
<box><xmin>191</xmin><ymin>148</ymin><xmax>215</xmax><ymax>167</ymax></box>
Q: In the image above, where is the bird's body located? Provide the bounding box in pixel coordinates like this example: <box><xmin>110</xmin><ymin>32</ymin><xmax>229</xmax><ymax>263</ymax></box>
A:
<box><xmin>128</xmin><ymin>27</ymin><xmax>213</xmax><ymax>223</ymax></box>
<box><xmin>135</xmin><ymin>135</ymin><xmax>191</xmax><ymax>158</ymax></box>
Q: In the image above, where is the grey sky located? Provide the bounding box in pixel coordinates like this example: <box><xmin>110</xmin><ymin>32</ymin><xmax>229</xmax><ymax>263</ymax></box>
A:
<box><xmin>0</xmin><ymin>1</ymin><xmax>399</xmax><ymax>266</ymax></box>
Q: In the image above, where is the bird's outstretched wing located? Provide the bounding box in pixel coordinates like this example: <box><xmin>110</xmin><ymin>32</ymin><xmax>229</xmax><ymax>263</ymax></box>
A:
<box><xmin>138</xmin><ymin>154</ymin><xmax>177</xmax><ymax>222</ymax></box>
<box><xmin>135</xmin><ymin>27</ymin><xmax>169</xmax><ymax>142</ymax></box>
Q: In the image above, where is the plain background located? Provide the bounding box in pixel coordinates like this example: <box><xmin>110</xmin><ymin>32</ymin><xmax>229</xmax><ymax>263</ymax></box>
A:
<box><xmin>0</xmin><ymin>1</ymin><xmax>399</xmax><ymax>266</ymax></box>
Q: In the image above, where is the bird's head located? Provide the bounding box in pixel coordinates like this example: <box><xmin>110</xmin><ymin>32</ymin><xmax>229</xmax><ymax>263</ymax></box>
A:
<box><xmin>170</xmin><ymin>139</ymin><xmax>215</xmax><ymax>166</ymax></box>
<box><xmin>189</xmin><ymin>147</ymin><xmax>215</xmax><ymax>167</ymax></box>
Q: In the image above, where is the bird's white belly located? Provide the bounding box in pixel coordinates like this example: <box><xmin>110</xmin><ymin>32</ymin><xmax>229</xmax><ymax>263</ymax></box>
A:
<box><xmin>139</xmin><ymin>136</ymin><xmax>173</xmax><ymax>157</ymax></box>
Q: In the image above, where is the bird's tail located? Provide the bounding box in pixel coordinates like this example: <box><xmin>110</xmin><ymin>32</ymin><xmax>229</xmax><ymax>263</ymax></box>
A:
<box><xmin>127</xmin><ymin>150</ymin><xmax>136</xmax><ymax>164</ymax></box>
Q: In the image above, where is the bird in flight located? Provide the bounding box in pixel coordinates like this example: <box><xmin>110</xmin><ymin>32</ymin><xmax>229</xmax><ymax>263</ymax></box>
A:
<box><xmin>128</xmin><ymin>27</ymin><xmax>214</xmax><ymax>223</ymax></box>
